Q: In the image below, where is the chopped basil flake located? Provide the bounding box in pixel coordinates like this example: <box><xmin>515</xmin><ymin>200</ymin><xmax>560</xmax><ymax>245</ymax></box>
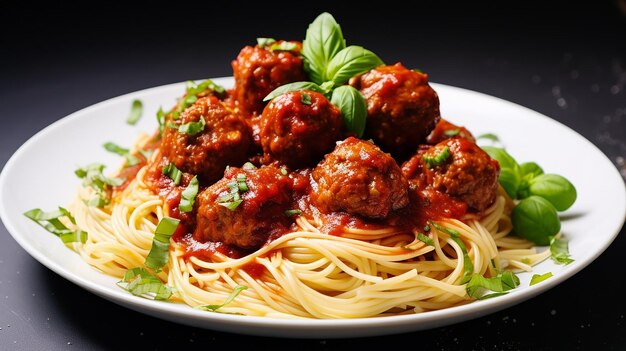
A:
<box><xmin>126</xmin><ymin>99</ymin><xmax>143</xmax><ymax>125</ymax></box>
<box><xmin>270</xmin><ymin>41</ymin><xmax>299</xmax><ymax>52</ymax></box>
<box><xmin>301</xmin><ymin>92</ymin><xmax>312</xmax><ymax>105</ymax></box>
<box><xmin>24</xmin><ymin>207</ymin><xmax>87</xmax><ymax>244</ymax></box>
<box><xmin>476</xmin><ymin>133</ymin><xmax>500</xmax><ymax>142</ymax></box>
<box><xmin>443</xmin><ymin>129</ymin><xmax>460</xmax><ymax>137</ymax></box>
<box><xmin>156</xmin><ymin>107</ymin><xmax>166</xmax><ymax>135</ymax></box>
<box><xmin>423</xmin><ymin>224</ymin><xmax>430</xmax><ymax>232</ymax></box>
<box><xmin>242</xmin><ymin>162</ymin><xmax>257</xmax><ymax>170</ymax></box>
<box><xmin>162</xmin><ymin>163</ymin><xmax>182</xmax><ymax>185</ymax></box>
<box><xmin>196</xmin><ymin>285</ymin><xmax>248</xmax><ymax>313</ymax></box>
<box><xmin>280</xmin><ymin>166</ymin><xmax>288</xmax><ymax>176</ymax></box>
<box><xmin>530</xmin><ymin>272</ymin><xmax>553</xmax><ymax>286</ymax></box>
<box><xmin>218</xmin><ymin>199</ymin><xmax>243</xmax><ymax>211</ymax></box>
<box><xmin>117</xmin><ymin>267</ymin><xmax>172</xmax><ymax>300</ymax></box>
<box><xmin>145</xmin><ymin>217</ymin><xmax>180</xmax><ymax>272</ymax></box>
<box><xmin>422</xmin><ymin>146</ymin><xmax>451</xmax><ymax>169</ymax></box>
<box><xmin>257</xmin><ymin>37</ymin><xmax>276</xmax><ymax>48</ymax></box>
<box><xmin>169</xmin><ymin>116</ymin><xmax>206</xmax><ymax>136</ymax></box>
<box><xmin>285</xmin><ymin>209</ymin><xmax>302</xmax><ymax>216</ymax></box>
<box><xmin>179</xmin><ymin>176</ymin><xmax>199</xmax><ymax>212</ymax></box>
<box><xmin>417</xmin><ymin>233</ymin><xmax>434</xmax><ymax>246</ymax></box>
<box><xmin>430</xmin><ymin>221</ymin><xmax>471</xmax><ymax>282</ymax></box>
<box><xmin>466</xmin><ymin>271</ymin><xmax>520</xmax><ymax>299</ymax></box>
<box><xmin>103</xmin><ymin>142</ymin><xmax>139</xmax><ymax>166</ymax></box>
<box><xmin>550</xmin><ymin>236</ymin><xmax>574</xmax><ymax>265</ymax></box>
<box><xmin>75</xmin><ymin>163</ymin><xmax>122</xmax><ymax>207</ymax></box>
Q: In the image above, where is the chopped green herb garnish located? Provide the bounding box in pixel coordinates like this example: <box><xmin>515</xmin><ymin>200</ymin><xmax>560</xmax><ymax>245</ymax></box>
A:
<box><xmin>103</xmin><ymin>142</ymin><xmax>139</xmax><ymax>166</ymax></box>
<box><xmin>301</xmin><ymin>92</ymin><xmax>312</xmax><ymax>105</ymax></box>
<box><xmin>550</xmin><ymin>236</ymin><xmax>574</xmax><ymax>265</ymax></box>
<box><xmin>443</xmin><ymin>129</ymin><xmax>460</xmax><ymax>137</ymax></box>
<box><xmin>530</xmin><ymin>272</ymin><xmax>553</xmax><ymax>286</ymax></box>
<box><xmin>423</xmin><ymin>224</ymin><xmax>431</xmax><ymax>232</ymax></box>
<box><xmin>156</xmin><ymin>107</ymin><xmax>166</xmax><ymax>136</ymax></box>
<box><xmin>117</xmin><ymin>267</ymin><xmax>172</xmax><ymax>300</ymax></box>
<box><xmin>285</xmin><ymin>209</ymin><xmax>302</xmax><ymax>217</ymax></box>
<box><xmin>417</xmin><ymin>233</ymin><xmax>434</xmax><ymax>246</ymax></box>
<box><xmin>162</xmin><ymin>163</ymin><xmax>183</xmax><ymax>185</ymax></box>
<box><xmin>280</xmin><ymin>166</ymin><xmax>288</xmax><ymax>176</ymax></box>
<box><xmin>126</xmin><ymin>99</ymin><xmax>143</xmax><ymax>125</ymax></box>
<box><xmin>422</xmin><ymin>146</ymin><xmax>451</xmax><ymax>169</ymax></box>
<box><xmin>168</xmin><ymin>116</ymin><xmax>206</xmax><ymax>136</ymax></box>
<box><xmin>466</xmin><ymin>271</ymin><xmax>520</xmax><ymax>299</ymax></box>
<box><xmin>195</xmin><ymin>285</ymin><xmax>248</xmax><ymax>313</ymax></box>
<box><xmin>430</xmin><ymin>221</ymin><xmax>472</xmax><ymax>283</ymax></box>
<box><xmin>218</xmin><ymin>199</ymin><xmax>243</xmax><ymax>211</ymax></box>
<box><xmin>75</xmin><ymin>163</ymin><xmax>122</xmax><ymax>207</ymax></box>
<box><xmin>242</xmin><ymin>162</ymin><xmax>257</xmax><ymax>170</ymax></box>
<box><xmin>476</xmin><ymin>133</ymin><xmax>500</xmax><ymax>142</ymax></box>
<box><xmin>24</xmin><ymin>207</ymin><xmax>87</xmax><ymax>244</ymax></box>
<box><xmin>236</xmin><ymin>173</ymin><xmax>249</xmax><ymax>191</ymax></box>
<box><xmin>145</xmin><ymin>217</ymin><xmax>180</xmax><ymax>272</ymax></box>
<box><xmin>270</xmin><ymin>41</ymin><xmax>299</xmax><ymax>52</ymax></box>
<box><xmin>257</xmin><ymin>37</ymin><xmax>276</xmax><ymax>48</ymax></box>
<box><xmin>179</xmin><ymin>176</ymin><xmax>199</xmax><ymax>212</ymax></box>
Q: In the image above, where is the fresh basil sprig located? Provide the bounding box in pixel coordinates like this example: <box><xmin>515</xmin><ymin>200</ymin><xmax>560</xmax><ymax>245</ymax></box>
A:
<box><xmin>480</xmin><ymin>145</ymin><xmax>576</xmax><ymax>250</ymax></box>
<box><xmin>264</xmin><ymin>12</ymin><xmax>383</xmax><ymax>138</ymax></box>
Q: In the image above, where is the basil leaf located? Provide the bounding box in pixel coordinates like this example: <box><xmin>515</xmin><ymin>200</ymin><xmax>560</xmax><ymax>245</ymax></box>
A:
<box><xmin>60</xmin><ymin>230</ymin><xmax>88</xmax><ymax>244</ymax></box>
<box><xmin>326</xmin><ymin>45</ymin><xmax>384</xmax><ymax>85</ymax></box>
<box><xmin>481</xmin><ymin>146</ymin><xmax>522</xmax><ymax>199</ymax></box>
<box><xmin>186</xmin><ymin>79</ymin><xmax>225</xmax><ymax>96</ymax></box>
<box><xmin>302</xmin><ymin>12</ymin><xmax>346</xmax><ymax>84</ymax></box>
<box><xmin>145</xmin><ymin>217</ymin><xmax>180</xmax><ymax>272</ymax></box>
<box><xmin>196</xmin><ymin>285</ymin><xmax>248</xmax><ymax>312</ymax></box>
<box><xmin>263</xmin><ymin>81</ymin><xmax>327</xmax><ymax>101</ymax></box>
<box><xmin>476</xmin><ymin>133</ymin><xmax>500</xmax><ymax>142</ymax></box>
<box><xmin>512</xmin><ymin>196</ymin><xmax>561</xmax><ymax>246</ymax></box>
<box><xmin>179</xmin><ymin>176</ymin><xmax>199</xmax><ymax>212</ymax></box>
<box><xmin>156</xmin><ymin>107</ymin><xmax>166</xmax><ymax>136</ymax></box>
<box><xmin>528</xmin><ymin>174</ymin><xmax>577</xmax><ymax>211</ymax></box>
<box><xmin>520</xmin><ymin>162</ymin><xmax>544</xmax><ymax>178</ymax></box>
<box><xmin>550</xmin><ymin>236</ymin><xmax>574</xmax><ymax>265</ymax></box>
<box><xmin>530</xmin><ymin>272</ymin><xmax>553</xmax><ymax>286</ymax></box>
<box><xmin>330</xmin><ymin>85</ymin><xmax>367</xmax><ymax>137</ymax></box>
<box><xmin>126</xmin><ymin>99</ymin><xmax>143</xmax><ymax>125</ymax></box>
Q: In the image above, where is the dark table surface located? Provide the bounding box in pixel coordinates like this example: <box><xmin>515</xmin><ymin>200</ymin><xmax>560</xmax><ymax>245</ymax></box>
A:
<box><xmin>1</xmin><ymin>1</ymin><xmax>625</xmax><ymax>350</ymax></box>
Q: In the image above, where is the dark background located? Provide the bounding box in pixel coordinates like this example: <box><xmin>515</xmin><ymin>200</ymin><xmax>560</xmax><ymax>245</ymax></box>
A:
<box><xmin>1</xmin><ymin>1</ymin><xmax>625</xmax><ymax>350</ymax></box>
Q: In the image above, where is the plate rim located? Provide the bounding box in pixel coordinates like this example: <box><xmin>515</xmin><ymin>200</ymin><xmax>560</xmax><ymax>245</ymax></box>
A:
<box><xmin>1</xmin><ymin>78</ymin><xmax>624</xmax><ymax>338</ymax></box>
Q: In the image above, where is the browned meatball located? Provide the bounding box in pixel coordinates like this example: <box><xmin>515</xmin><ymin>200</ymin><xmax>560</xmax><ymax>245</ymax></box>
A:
<box><xmin>426</xmin><ymin>118</ymin><xmax>476</xmax><ymax>145</ymax></box>
<box><xmin>231</xmin><ymin>41</ymin><xmax>307</xmax><ymax>117</ymax></box>
<box><xmin>194</xmin><ymin>165</ymin><xmax>294</xmax><ymax>249</ymax></box>
<box><xmin>259</xmin><ymin>90</ymin><xmax>343</xmax><ymax>169</ymax></box>
<box><xmin>160</xmin><ymin>96</ymin><xmax>251</xmax><ymax>183</ymax></box>
<box><xmin>352</xmin><ymin>62</ymin><xmax>441</xmax><ymax>159</ymax></box>
<box><xmin>311</xmin><ymin>137</ymin><xmax>409</xmax><ymax>219</ymax></box>
<box><xmin>403</xmin><ymin>138</ymin><xmax>500</xmax><ymax>212</ymax></box>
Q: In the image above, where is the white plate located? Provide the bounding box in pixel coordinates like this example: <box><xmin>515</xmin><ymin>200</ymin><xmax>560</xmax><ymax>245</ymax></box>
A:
<box><xmin>1</xmin><ymin>78</ymin><xmax>624</xmax><ymax>338</ymax></box>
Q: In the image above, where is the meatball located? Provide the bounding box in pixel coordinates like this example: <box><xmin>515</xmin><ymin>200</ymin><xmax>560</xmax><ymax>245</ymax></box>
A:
<box><xmin>194</xmin><ymin>165</ymin><xmax>294</xmax><ymax>249</ymax></box>
<box><xmin>311</xmin><ymin>137</ymin><xmax>409</xmax><ymax>218</ymax></box>
<box><xmin>231</xmin><ymin>41</ymin><xmax>307</xmax><ymax>117</ymax></box>
<box><xmin>402</xmin><ymin>138</ymin><xmax>500</xmax><ymax>212</ymax></box>
<box><xmin>426</xmin><ymin>118</ymin><xmax>476</xmax><ymax>144</ymax></box>
<box><xmin>160</xmin><ymin>96</ymin><xmax>251</xmax><ymax>183</ymax></box>
<box><xmin>259</xmin><ymin>90</ymin><xmax>343</xmax><ymax>169</ymax></box>
<box><xmin>352</xmin><ymin>62</ymin><xmax>441</xmax><ymax>159</ymax></box>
